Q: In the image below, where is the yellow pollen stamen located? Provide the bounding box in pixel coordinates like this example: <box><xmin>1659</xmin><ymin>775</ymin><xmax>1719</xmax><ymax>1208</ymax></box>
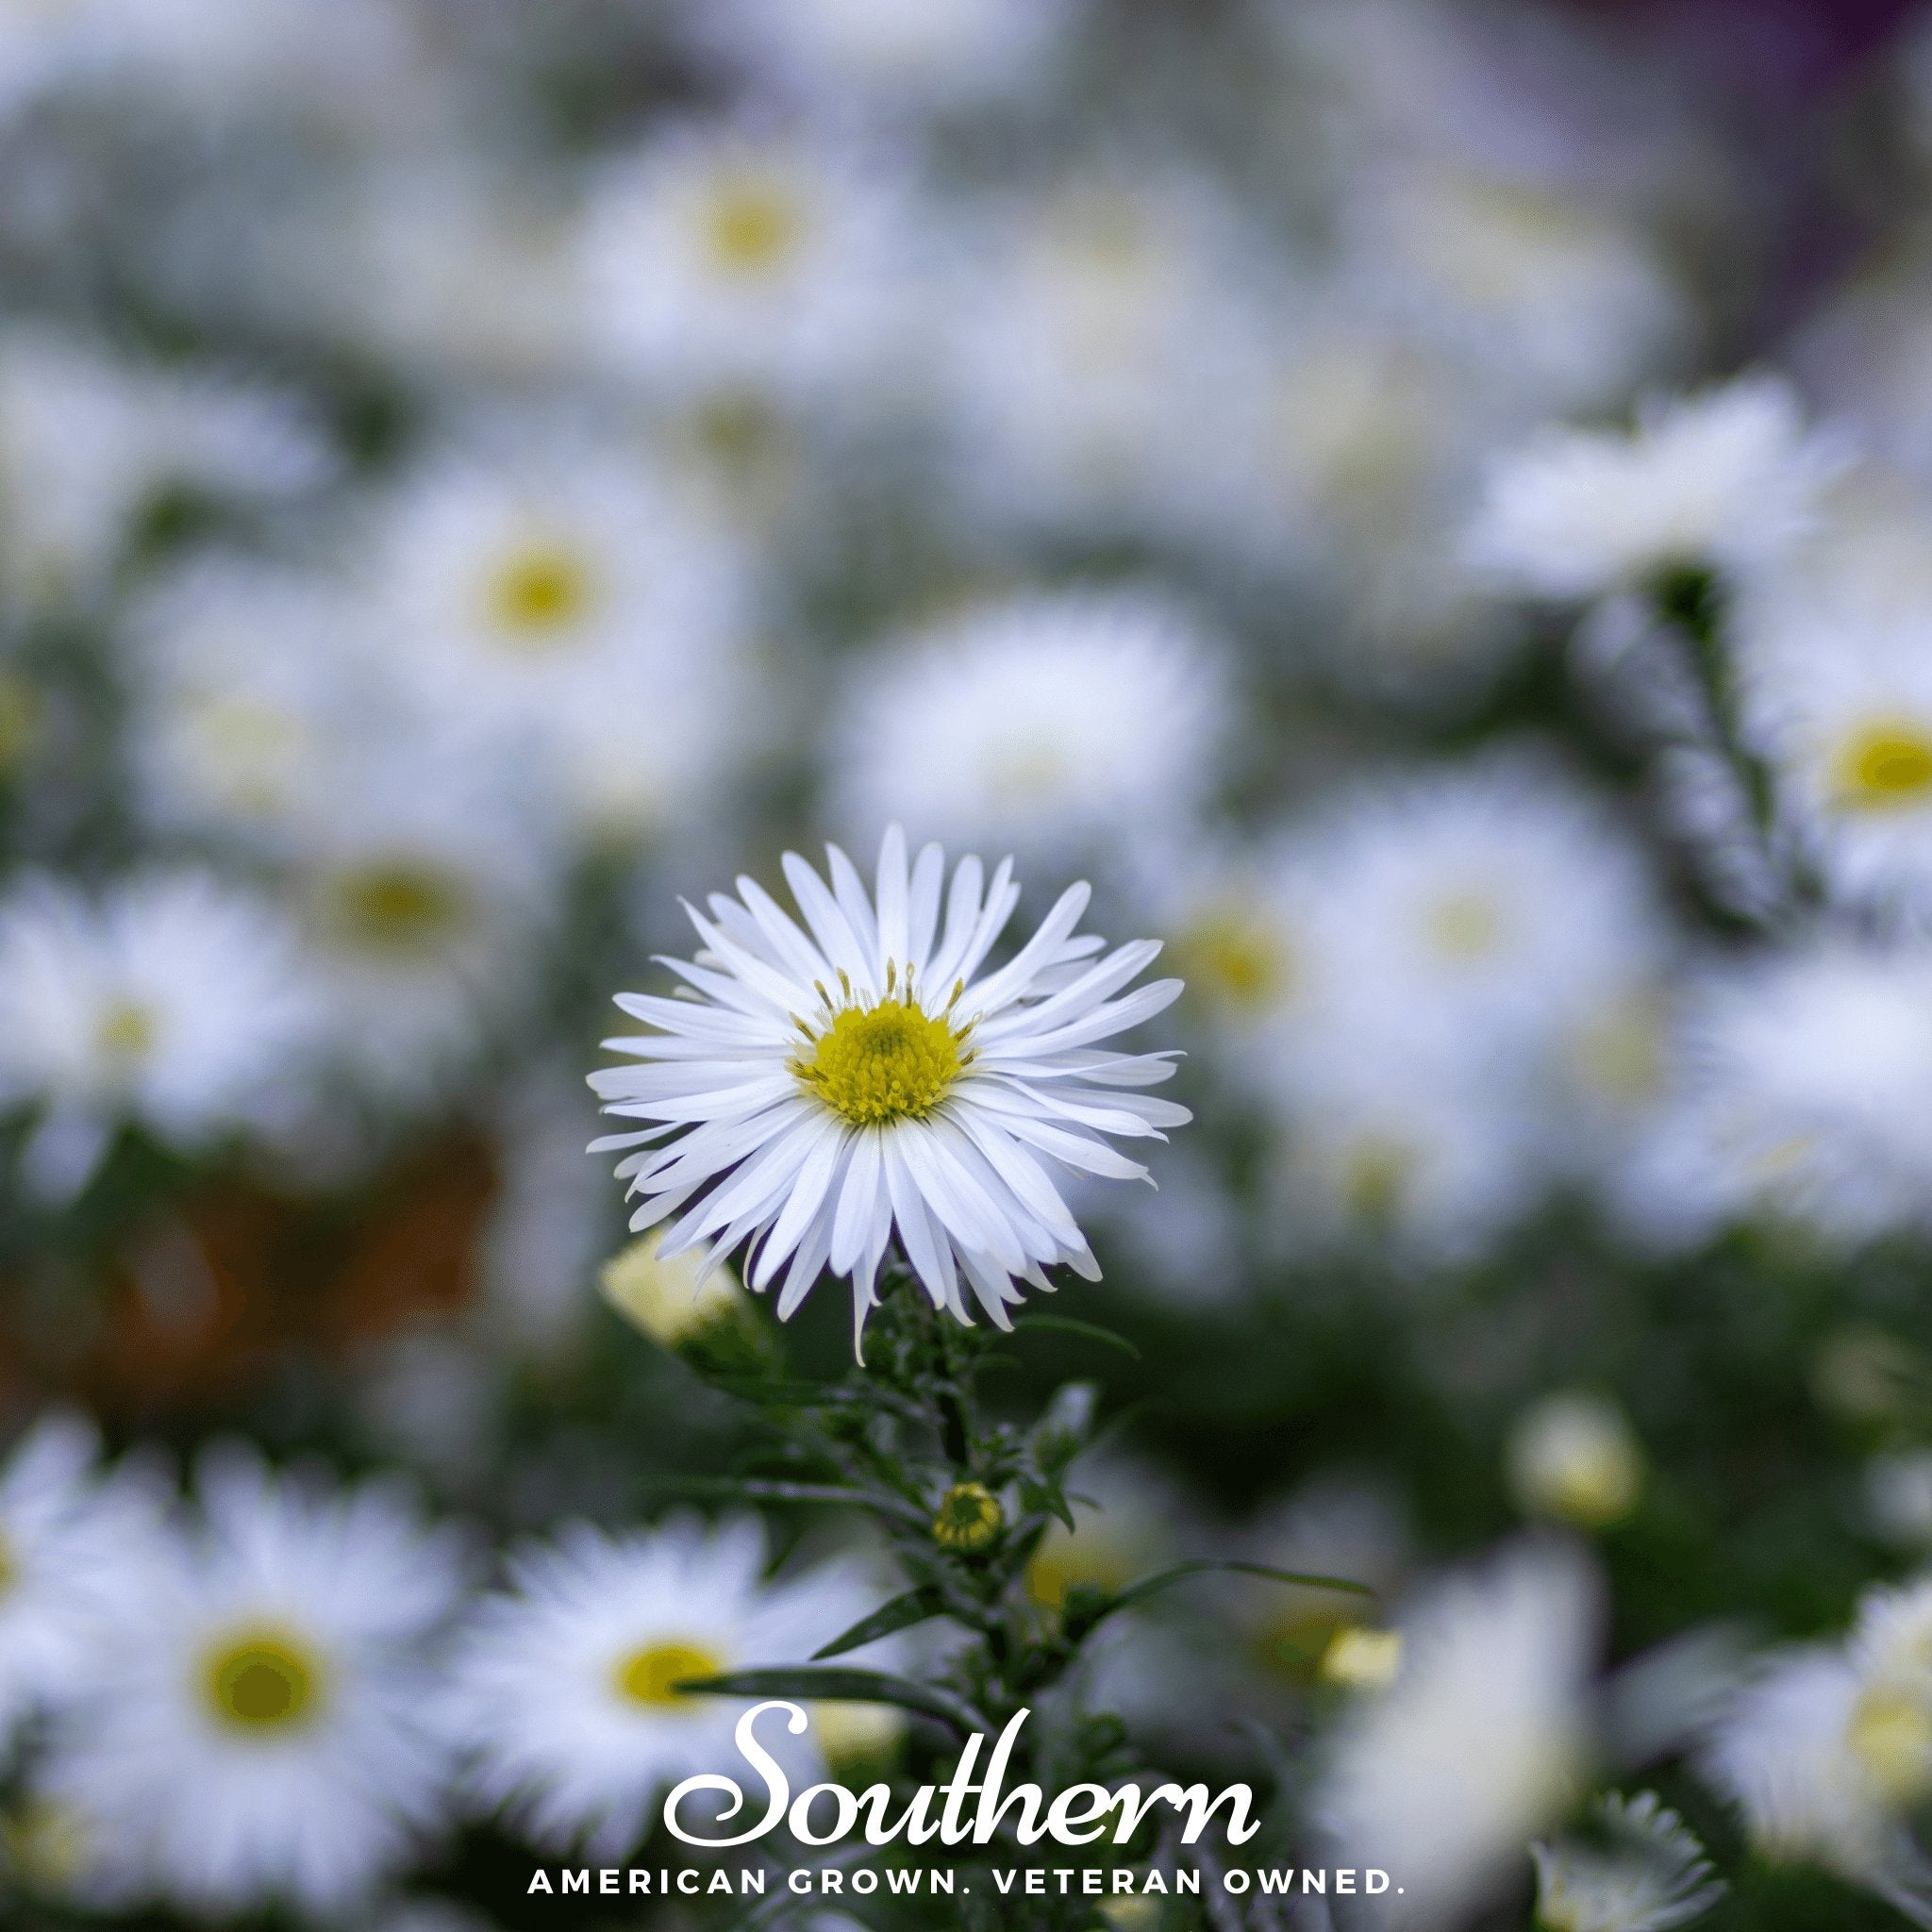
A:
<box><xmin>794</xmin><ymin>996</ymin><xmax>967</xmax><ymax>1128</ymax></box>
<box><xmin>484</xmin><ymin>541</ymin><xmax>597</xmax><ymax>647</ymax></box>
<box><xmin>325</xmin><ymin>861</ymin><xmax>470</xmax><ymax>958</ymax></box>
<box><xmin>1834</xmin><ymin>721</ymin><xmax>1932</xmax><ymax>810</ymax></box>
<box><xmin>203</xmin><ymin>1630</ymin><xmax>323</xmax><ymax>1733</ymax></box>
<box><xmin>703</xmin><ymin>178</ymin><xmax>804</xmax><ymax>275</ymax></box>
<box><xmin>613</xmin><ymin>1639</ymin><xmax>724</xmax><ymax>1707</ymax></box>
<box><xmin>94</xmin><ymin>997</ymin><xmax>157</xmax><ymax>1063</ymax></box>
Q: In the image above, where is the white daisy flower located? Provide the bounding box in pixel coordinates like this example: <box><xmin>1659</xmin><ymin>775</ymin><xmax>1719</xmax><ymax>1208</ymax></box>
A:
<box><xmin>0</xmin><ymin>331</ymin><xmax>333</xmax><ymax>612</ymax></box>
<box><xmin>1698</xmin><ymin>1645</ymin><xmax>1932</xmax><ymax>1917</ymax></box>
<box><xmin>589</xmin><ymin>824</ymin><xmax>1189</xmax><ymax>1349</ymax></box>
<box><xmin>1532</xmin><ymin>1790</ymin><xmax>1724</xmax><ymax>1932</ymax></box>
<box><xmin>824</xmin><ymin>590</ymin><xmax>1235</xmax><ymax>868</ymax></box>
<box><xmin>365</xmin><ymin>431</ymin><xmax>758</xmax><ymax>842</ymax></box>
<box><xmin>41</xmin><ymin>1445</ymin><xmax>465</xmax><ymax>1920</ymax></box>
<box><xmin>1319</xmin><ymin>1540</ymin><xmax>1602</xmax><ymax>1931</ymax></box>
<box><xmin>0</xmin><ymin>1412</ymin><xmax>158</xmax><ymax>1748</ymax></box>
<box><xmin>580</xmin><ymin>124</ymin><xmax>918</xmax><ymax>409</ymax></box>
<box><xmin>0</xmin><ymin>871</ymin><xmax>321</xmax><ymax>1198</ymax></box>
<box><xmin>689</xmin><ymin>0</ymin><xmax>1086</xmax><ymax>117</ymax></box>
<box><xmin>1639</xmin><ymin>941</ymin><xmax>1932</xmax><ymax>1246</ymax></box>
<box><xmin>446</xmin><ymin>1515</ymin><xmax>877</xmax><ymax>1858</ymax></box>
<box><xmin>1468</xmin><ymin>376</ymin><xmax>1844</xmax><ymax>602</ymax></box>
<box><xmin>1736</xmin><ymin>607</ymin><xmax>1932</xmax><ymax>912</ymax></box>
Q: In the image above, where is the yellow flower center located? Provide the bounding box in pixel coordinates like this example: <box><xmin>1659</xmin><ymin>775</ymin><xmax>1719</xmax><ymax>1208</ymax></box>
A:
<box><xmin>1849</xmin><ymin>1685</ymin><xmax>1932</xmax><ymax>1806</ymax></box>
<box><xmin>1319</xmin><ymin>1626</ymin><xmax>1405</xmax><ymax>1691</ymax></box>
<box><xmin>613</xmin><ymin>1639</ymin><xmax>724</xmax><ymax>1707</ymax></box>
<box><xmin>1833</xmin><ymin>721</ymin><xmax>1932</xmax><ymax>810</ymax></box>
<box><xmin>1423</xmin><ymin>889</ymin><xmax>1505</xmax><ymax>961</ymax></box>
<box><xmin>324</xmin><ymin>860</ymin><xmax>471</xmax><ymax>958</ymax></box>
<box><xmin>703</xmin><ymin>177</ymin><xmax>805</xmax><ymax>276</ymax></box>
<box><xmin>1179</xmin><ymin>909</ymin><xmax>1291</xmax><ymax>1012</ymax></box>
<box><xmin>94</xmin><ymin>996</ymin><xmax>157</xmax><ymax>1063</ymax></box>
<box><xmin>203</xmin><ymin>1630</ymin><xmax>323</xmax><ymax>1733</ymax></box>
<box><xmin>794</xmin><ymin>997</ymin><xmax>966</xmax><ymax>1128</ymax></box>
<box><xmin>484</xmin><ymin>541</ymin><xmax>598</xmax><ymax>647</ymax></box>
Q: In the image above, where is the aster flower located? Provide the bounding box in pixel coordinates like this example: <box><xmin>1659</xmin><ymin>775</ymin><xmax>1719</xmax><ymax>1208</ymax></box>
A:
<box><xmin>1532</xmin><ymin>1791</ymin><xmax>1724</xmax><ymax>1932</ymax></box>
<box><xmin>0</xmin><ymin>1414</ymin><xmax>158</xmax><ymax>1748</ymax></box>
<box><xmin>825</xmin><ymin>591</ymin><xmax>1234</xmax><ymax>867</ymax></box>
<box><xmin>0</xmin><ymin>871</ymin><xmax>322</xmax><ymax>1197</ymax></box>
<box><xmin>1318</xmin><ymin>1540</ymin><xmax>1602</xmax><ymax>1930</ymax></box>
<box><xmin>580</xmin><ymin>123</ymin><xmax>918</xmax><ymax>408</ymax></box>
<box><xmin>1468</xmin><ymin>376</ymin><xmax>1844</xmax><ymax>602</ymax></box>
<box><xmin>689</xmin><ymin>0</ymin><xmax>1086</xmax><ymax>117</ymax></box>
<box><xmin>365</xmin><ymin>430</ymin><xmax>759</xmax><ymax>842</ymax></box>
<box><xmin>40</xmin><ymin>1445</ymin><xmax>465</xmax><ymax>1919</ymax></box>
<box><xmin>590</xmin><ymin>826</ymin><xmax>1189</xmax><ymax>1350</ymax></box>
<box><xmin>1636</xmin><ymin>941</ymin><xmax>1932</xmax><ymax>1247</ymax></box>
<box><xmin>445</xmin><ymin>1516</ymin><xmax>878</xmax><ymax>1858</ymax></box>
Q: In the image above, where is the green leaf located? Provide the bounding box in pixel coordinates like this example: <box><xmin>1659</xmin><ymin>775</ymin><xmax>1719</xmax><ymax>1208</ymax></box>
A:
<box><xmin>1066</xmin><ymin>1559</ymin><xmax>1374</xmax><ymax>1638</ymax></box>
<box><xmin>674</xmin><ymin>1667</ymin><xmax>985</xmax><ymax>1736</ymax></box>
<box><xmin>810</xmin><ymin>1587</ymin><xmax>948</xmax><ymax>1659</ymax></box>
<box><xmin>1012</xmin><ymin>1314</ymin><xmax>1141</xmax><ymax>1360</ymax></box>
<box><xmin>636</xmin><ymin>1475</ymin><xmax>931</xmax><ymax>1528</ymax></box>
<box><xmin>1017</xmin><ymin>1475</ymin><xmax>1078</xmax><ymax>1537</ymax></box>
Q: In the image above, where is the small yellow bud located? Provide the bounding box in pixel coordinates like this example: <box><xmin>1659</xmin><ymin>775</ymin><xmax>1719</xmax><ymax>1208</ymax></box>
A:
<box><xmin>932</xmin><ymin>1482</ymin><xmax>1004</xmax><ymax>1552</ymax></box>
<box><xmin>811</xmin><ymin>1699</ymin><xmax>906</xmax><ymax>1771</ymax></box>
<box><xmin>1507</xmin><ymin>1391</ymin><xmax>1644</xmax><ymax>1529</ymax></box>
<box><xmin>598</xmin><ymin>1235</ymin><xmax>741</xmax><ymax>1349</ymax></box>
<box><xmin>1319</xmin><ymin>1625</ymin><xmax>1404</xmax><ymax>1691</ymax></box>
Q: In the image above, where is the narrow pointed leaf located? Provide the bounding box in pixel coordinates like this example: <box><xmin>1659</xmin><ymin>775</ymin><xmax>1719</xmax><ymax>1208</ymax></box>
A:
<box><xmin>1013</xmin><ymin>1314</ymin><xmax>1142</xmax><ymax>1360</ymax></box>
<box><xmin>810</xmin><ymin>1587</ymin><xmax>949</xmax><ymax>1659</ymax></box>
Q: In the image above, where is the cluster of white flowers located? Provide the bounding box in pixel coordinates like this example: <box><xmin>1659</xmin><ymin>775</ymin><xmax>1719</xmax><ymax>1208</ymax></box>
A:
<box><xmin>0</xmin><ymin>1421</ymin><xmax>889</xmax><ymax>1921</ymax></box>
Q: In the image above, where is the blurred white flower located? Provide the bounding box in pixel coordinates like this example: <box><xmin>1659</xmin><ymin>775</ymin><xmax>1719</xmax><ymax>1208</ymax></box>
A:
<box><xmin>0</xmin><ymin>1414</ymin><xmax>157</xmax><ymax>1748</ymax></box>
<box><xmin>1469</xmin><ymin>377</ymin><xmax>1842</xmax><ymax>601</ymax></box>
<box><xmin>367</xmin><ymin>430</ymin><xmax>759</xmax><ymax>842</ymax></box>
<box><xmin>125</xmin><ymin>552</ymin><xmax>361</xmax><ymax>851</ymax></box>
<box><xmin>334</xmin><ymin>158</ymin><xmax>591</xmax><ymax>386</ymax></box>
<box><xmin>1265</xmin><ymin>1052</ymin><xmax>1545</xmax><ymax>1264</ymax></box>
<box><xmin>0</xmin><ymin>0</ymin><xmax>112</xmax><ymax>115</ymax></box>
<box><xmin>1532</xmin><ymin>1790</ymin><xmax>1724</xmax><ymax>1932</ymax></box>
<box><xmin>1507</xmin><ymin>1392</ymin><xmax>1645</xmax><ymax>1531</ymax></box>
<box><xmin>690</xmin><ymin>0</ymin><xmax>1085</xmax><ymax>116</ymax></box>
<box><xmin>446</xmin><ymin>1516</ymin><xmax>874</xmax><ymax>1857</ymax></box>
<box><xmin>41</xmin><ymin>1446</ymin><xmax>464</xmax><ymax>1919</ymax></box>
<box><xmin>0</xmin><ymin>871</ymin><xmax>321</xmax><ymax>1197</ymax></box>
<box><xmin>1737</xmin><ymin>608</ymin><xmax>1932</xmax><ymax>913</ymax></box>
<box><xmin>941</xmin><ymin>172</ymin><xmax>1272</xmax><ymax>543</ymax></box>
<box><xmin>0</xmin><ymin>333</ymin><xmax>333</xmax><ymax>612</ymax></box>
<box><xmin>591</xmin><ymin>825</ymin><xmax>1188</xmax><ymax>1347</ymax></box>
<box><xmin>1699</xmin><ymin>1645</ymin><xmax>1932</xmax><ymax>1919</ymax></box>
<box><xmin>1638</xmin><ymin>941</ymin><xmax>1932</xmax><ymax>1246</ymax></box>
<box><xmin>1319</xmin><ymin>1540</ymin><xmax>1602</xmax><ymax>1930</ymax></box>
<box><xmin>1345</xmin><ymin>164</ymin><xmax>1685</xmax><ymax>416</ymax></box>
<box><xmin>826</xmin><ymin>589</ymin><xmax>1234</xmax><ymax>866</ymax></box>
<box><xmin>1290</xmin><ymin>750</ymin><xmax>1666</xmax><ymax>1064</ymax></box>
<box><xmin>283</xmin><ymin>742</ymin><xmax>558</xmax><ymax>1103</ymax></box>
<box><xmin>580</xmin><ymin>124</ymin><xmax>920</xmax><ymax>409</ymax></box>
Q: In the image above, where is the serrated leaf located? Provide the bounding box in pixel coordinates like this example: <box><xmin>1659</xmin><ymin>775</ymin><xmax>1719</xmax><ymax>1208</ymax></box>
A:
<box><xmin>810</xmin><ymin>1587</ymin><xmax>948</xmax><ymax>1659</ymax></box>
<box><xmin>674</xmin><ymin>1666</ymin><xmax>984</xmax><ymax>1736</ymax></box>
